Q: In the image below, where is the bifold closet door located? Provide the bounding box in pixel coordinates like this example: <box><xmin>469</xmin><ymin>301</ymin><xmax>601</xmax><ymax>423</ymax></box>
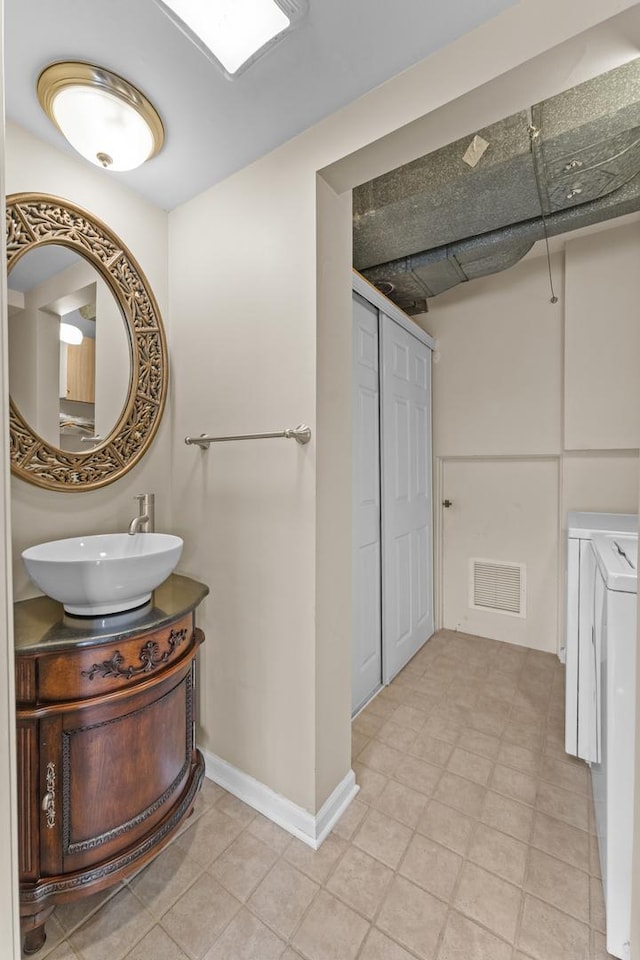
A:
<box><xmin>381</xmin><ymin>313</ymin><xmax>433</xmax><ymax>682</ymax></box>
<box><xmin>352</xmin><ymin>295</ymin><xmax>383</xmax><ymax>713</ymax></box>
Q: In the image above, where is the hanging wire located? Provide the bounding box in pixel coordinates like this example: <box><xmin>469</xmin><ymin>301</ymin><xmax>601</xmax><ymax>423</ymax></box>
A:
<box><xmin>528</xmin><ymin>123</ymin><xmax>559</xmax><ymax>304</ymax></box>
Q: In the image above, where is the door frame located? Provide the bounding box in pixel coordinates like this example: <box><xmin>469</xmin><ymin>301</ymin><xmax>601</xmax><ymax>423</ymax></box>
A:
<box><xmin>353</xmin><ymin>273</ymin><xmax>435</xmax><ymax>353</ymax></box>
<box><xmin>353</xmin><ymin>272</ymin><xmax>435</xmax><ymax>686</ymax></box>
<box><xmin>351</xmin><ymin>291</ymin><xmax>383</xmax><ymax>714</ymax></box>
<box><xmin>0</xmin><ymin>7</ymin><xmax>21</xmax><ymax>949</ymax></box>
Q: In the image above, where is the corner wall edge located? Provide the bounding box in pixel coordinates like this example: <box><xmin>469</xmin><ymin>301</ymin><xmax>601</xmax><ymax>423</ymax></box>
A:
<box><xmin>200</xmin><ymin>748</ymin><xmax>358</xmax><ymax>850</ymax></box>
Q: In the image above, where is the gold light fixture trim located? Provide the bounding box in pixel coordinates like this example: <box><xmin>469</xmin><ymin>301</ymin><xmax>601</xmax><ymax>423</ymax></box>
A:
<box><xmin>37</xmin><ymin>62</ymin><xmax>164</xmax><ymax>170</ymax></box>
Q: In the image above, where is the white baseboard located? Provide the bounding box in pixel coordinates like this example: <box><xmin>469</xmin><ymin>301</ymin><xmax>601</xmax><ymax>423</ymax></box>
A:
<box><xmin>200</xmin><ymin>747</ymin><xmax>359</xmax><ymax>850</ymax></box>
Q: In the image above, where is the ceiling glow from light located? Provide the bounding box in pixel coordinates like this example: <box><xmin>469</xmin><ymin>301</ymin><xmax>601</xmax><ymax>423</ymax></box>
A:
<box><xmin>154</xmin><ymin>0</ymin><xmax>307</xmax><ymax>77</ymax></box>
<box><xmin>59</xmin><ymin>322</ymin><xmax>83</xmax><ymax>345</ymax></box>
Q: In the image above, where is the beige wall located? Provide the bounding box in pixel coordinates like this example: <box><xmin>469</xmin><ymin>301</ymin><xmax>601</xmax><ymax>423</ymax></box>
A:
<box><xmin>426</xmin><ymin>218</ymin><xmax>640</xmax><ymax>652</ymax></box>
<box><xmin>5</xmin><ymin>123</ymin><xmax>172</xmax><ymax>600</ymax></box>
<box><xmin>169</xmin><ymin>171</ymin><xmax>352</xmax><ymax>814</ymax></box>
<box><xmin>562</xmin><ymin>452</ymin><xmax>640</xmax><ymax>514</ymax></box>
<box><xmin>430</xmin><ymin>254</ymin><xmax>564</xmax><ymax>459</ymax></box>
<box><xmin>441</xmin><ymin>458</ymin><xmax>560</xmax><ymax>648</ymax></box>
<box><xmin>565</xmin><ymin>221</ymin><xmax>640</xmax><ymax>450</ymax></box>
<box><xmin>314</xmin><ymin>177</ymin><xmax>354</xmax><ymax>808</ymax></box>
<box><xmin>168</xmin><ymin>149</ymin><xmax>320</xmax><ymax>810</ymax></box>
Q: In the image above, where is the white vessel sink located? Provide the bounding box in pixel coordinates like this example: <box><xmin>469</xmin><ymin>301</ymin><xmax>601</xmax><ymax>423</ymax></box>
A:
<box><xmin>22</xmin><ymin>533</ymin><xmax>183</xmax><ymax>616</ymax></box>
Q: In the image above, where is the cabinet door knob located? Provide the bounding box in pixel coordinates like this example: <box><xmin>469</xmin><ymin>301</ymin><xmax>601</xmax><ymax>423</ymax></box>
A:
<box><xmin>442</xmin><ymin>499</ymin><xmax>453</xmax><ymax>508</ymax></box>
<box><xmin>42</xmin><ymin>791</ymin><xmax>56</xmax><ymax>828</ymax></box>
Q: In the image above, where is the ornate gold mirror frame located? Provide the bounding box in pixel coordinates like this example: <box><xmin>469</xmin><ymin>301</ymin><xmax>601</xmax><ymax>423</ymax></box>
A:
<box><xmin>6</xmin><ymin>194</ymin><xmax>168</xmax><ymax>491</ymax></box>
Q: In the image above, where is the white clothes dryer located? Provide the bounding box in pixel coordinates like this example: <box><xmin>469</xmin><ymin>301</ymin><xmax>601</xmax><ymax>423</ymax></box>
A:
<box><xmin>565</xmin><ymin>512</ymin><xmax>637</xmax><ymax>759</ymax></box>
<box><xmin>591</xmin><ymin>533</ymin><xmax>637</xmax><ymax>960</ymax></box>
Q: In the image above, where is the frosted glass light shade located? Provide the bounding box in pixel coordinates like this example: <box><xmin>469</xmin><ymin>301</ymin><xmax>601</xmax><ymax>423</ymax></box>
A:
<box><xmin>38</xmin><ymin>63</ymin><xmax>164</xmax><ymax>172</ymax></box>
<box><xmin>60</xmin><ymin>323</ymin><xmax>83</xmax><ymax>345</ymax></box>
<box><xmin>155</xmin><ymin>0</ymin><xmax>304</xmax><ymax>76</ymax></box>
<box><xmin>52</xmin><ymin>86</ymin><xmax>155</xmax><ymax>171</ymax></box>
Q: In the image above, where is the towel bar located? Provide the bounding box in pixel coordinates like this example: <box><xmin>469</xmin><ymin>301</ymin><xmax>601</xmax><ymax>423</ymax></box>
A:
<box><xmin>184</xmin><ymin>424</ymin><xmax>311</xmax><ymax>449</ymax></box>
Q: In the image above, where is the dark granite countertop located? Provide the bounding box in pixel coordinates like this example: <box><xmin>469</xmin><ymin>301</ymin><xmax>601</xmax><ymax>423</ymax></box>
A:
<box><xmin>14</xmin><ymin>574</ymin><xmax>209</xmax><ymax>654</ymax></box>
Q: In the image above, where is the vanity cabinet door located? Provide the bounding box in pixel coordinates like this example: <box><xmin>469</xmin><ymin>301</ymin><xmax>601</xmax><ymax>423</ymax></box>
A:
<box><xmin>58</xmin><ymin>660</ymin><xmax>196</xmax><ymax>875</ymax></box>
<box><xmin>38</xmin><ymin>716</ymin><xmax>64</xmax><ymax>878</ymax></box>
<box><xmin>16</xmin><ymin>714</ymin><xmax>65</xmax><ymax>882</ymax></box>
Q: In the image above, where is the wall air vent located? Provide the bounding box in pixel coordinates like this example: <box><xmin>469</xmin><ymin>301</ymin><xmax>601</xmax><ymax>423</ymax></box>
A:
<box><xmin>469</xmin><ymin>559</ymin><xmax>526</xmax><ymax>618</ymax></box>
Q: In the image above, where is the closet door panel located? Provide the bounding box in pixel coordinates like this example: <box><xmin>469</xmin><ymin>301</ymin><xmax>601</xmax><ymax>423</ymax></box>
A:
<box><xmin>381</xmin><ymin>314</ymin><xmax>433</xmax><ymax>681</ymax></box>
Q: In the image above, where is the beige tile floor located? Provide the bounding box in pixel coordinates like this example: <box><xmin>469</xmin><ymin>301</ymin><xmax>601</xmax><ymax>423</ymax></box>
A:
<box><xmin>26</xmin><ymin>629</ymin><xmax>613</xmax><ymax>960</ymax></box>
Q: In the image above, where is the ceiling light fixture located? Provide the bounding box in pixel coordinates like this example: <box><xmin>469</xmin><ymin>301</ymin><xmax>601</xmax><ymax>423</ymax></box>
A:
<box><xmin>153</xmin><ymin>0</ymin><xmax>308</xmax><ymax>78</ymax></box>
<box><xmin>59</xmin><ymin>322</ymin><xmax>83</xmax><ymax>346</ymax></box>
<box><xmin>37</xmin><ymin>62</ymin><xmax>164</xmax><ymax>172</ymax></box>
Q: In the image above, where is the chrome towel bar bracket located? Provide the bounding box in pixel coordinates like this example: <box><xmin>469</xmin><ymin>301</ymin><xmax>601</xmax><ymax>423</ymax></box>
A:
<box><xmin>185</xmin><ymin>424</ymin><xmax>312</xmax><ymax>449</ymax></box>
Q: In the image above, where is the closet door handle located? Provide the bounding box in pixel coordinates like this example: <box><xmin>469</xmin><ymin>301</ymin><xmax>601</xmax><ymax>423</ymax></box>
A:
<box><xmin>442</xmin><ymin>499</ymin><xmax>453</xmax><ymax>508</ymax></box>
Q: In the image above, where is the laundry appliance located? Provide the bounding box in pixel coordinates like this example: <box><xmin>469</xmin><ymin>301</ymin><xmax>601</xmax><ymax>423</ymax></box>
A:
<box><xmin>564</xmin><ymin>512</ymin><xmax>637</xmax><ymax>759</ymax></box>
<box><xmin>591</xmin><ymin>532</ymin><xmax>637</xmax><ymax>960</ymax></box>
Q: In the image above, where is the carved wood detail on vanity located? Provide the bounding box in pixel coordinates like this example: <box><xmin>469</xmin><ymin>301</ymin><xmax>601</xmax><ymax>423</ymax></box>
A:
<box><xmin>14</xmin><ymin>576</ymin><xmax>208</xmax><ymax>956</ymax></box>
<box><xmin>80</xmin><ymin>625</ymin><xmax>189</xmax><ymax>681</ymax></box>
<box><xmin>35</xmin><ymin>614</ymin><xmax>194</xmax><ymax>702</ymax></box>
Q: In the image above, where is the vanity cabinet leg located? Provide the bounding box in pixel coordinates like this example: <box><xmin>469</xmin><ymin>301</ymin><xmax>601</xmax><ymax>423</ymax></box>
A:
<box><xmin>22</xmin><ymin>907</ymin><xmax>54</xmax><ymax>956</ymax></box>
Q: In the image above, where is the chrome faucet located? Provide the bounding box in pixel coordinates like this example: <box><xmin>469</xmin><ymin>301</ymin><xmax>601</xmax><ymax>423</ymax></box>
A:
<box><xmin>128</xmin><ymin>493</ymin><xmax>155</xmax><ymax>535</ymax></box>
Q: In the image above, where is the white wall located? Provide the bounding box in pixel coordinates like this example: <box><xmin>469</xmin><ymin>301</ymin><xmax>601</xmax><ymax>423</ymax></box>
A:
<box><xmin>426</xmin><ymin>218</ymin><xmax>640</xmax><ymax>651</ymax></box>
<box><xmin>5</xmin><ymin>123</ymin><xmax>172</xmax><ymax>599</ymax></box>
<box><xmin>95</xmin><ymin>275</ymin><xmax>130</xmax><ymax>439</ymax></box>
<box><xmin>7</xmin><ymin>304</ymin><xmax>36</xmax><ymax>426</ymax></box>
<box><xmin>7</xmin><ymin>296</ymin><xmax>58</xmax><ymax>444</ymax></box>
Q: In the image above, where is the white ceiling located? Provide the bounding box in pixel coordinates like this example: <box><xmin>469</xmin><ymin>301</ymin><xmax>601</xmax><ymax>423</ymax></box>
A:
<box><xmin>4</xmin><ymin>0</ymin><xmax>518</xmax><ymax>211</ymax></box>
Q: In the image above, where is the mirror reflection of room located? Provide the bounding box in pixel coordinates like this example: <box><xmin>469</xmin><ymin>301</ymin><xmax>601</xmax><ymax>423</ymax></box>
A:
<box><xmin>7</xmin><ymin>246</ymin><xmax>130</xmax><ymax>452</ymax></box>
<box><xmin>59</xmin><ymin>297</ymin><xmax>96</xmax><ymax>450</ymax></box>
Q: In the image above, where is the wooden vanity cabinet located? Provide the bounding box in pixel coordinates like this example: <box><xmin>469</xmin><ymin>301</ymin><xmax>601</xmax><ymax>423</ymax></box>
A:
<box><xmin>14</xmin><ymin>577</ymin><xmax>208</xmax><ymax>955</ymax></box>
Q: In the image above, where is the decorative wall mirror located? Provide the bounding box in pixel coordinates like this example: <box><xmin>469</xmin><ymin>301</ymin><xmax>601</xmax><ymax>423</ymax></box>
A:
<box><xmin>6</xmin><ymin>194</ymin><xmax>168</xmax><ymax>491</ymax></box>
